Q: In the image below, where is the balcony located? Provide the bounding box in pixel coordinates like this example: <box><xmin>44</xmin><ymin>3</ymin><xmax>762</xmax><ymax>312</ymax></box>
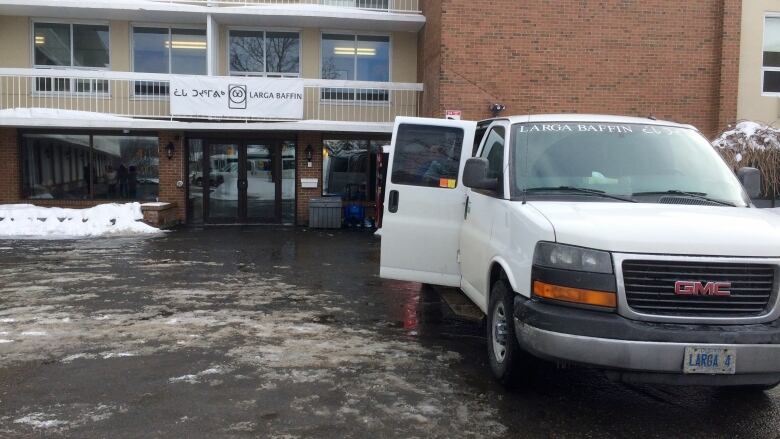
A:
<box><xmin>0</xmin><ymin>0</ymin><xmax>424</xmax><ymax>32</ymax></box>
<box><xmin>147</xmin><ymin>0</ymin><xmax>421</xmax><ymax>14</ymax></box>
<box><xmin>0</xmin><ymin>68</ymin><xmax>421</xmax><ymax>125</ymax></box>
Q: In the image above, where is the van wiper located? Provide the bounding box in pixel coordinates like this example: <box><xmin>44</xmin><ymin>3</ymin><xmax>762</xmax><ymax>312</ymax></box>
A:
<box><xmin>631</xmin><ymin>190</ymin><xmax>736</xmax><ymax>207</ymax></box>
<box><xmin>525</xmin><ymin>186</ymin><xmax>637</xmax><ymax>203</ymax></box>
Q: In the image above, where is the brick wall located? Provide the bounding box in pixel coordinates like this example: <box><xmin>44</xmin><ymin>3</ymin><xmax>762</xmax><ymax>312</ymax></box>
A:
<box><xmin>0</xmin><ymin>128</ymin><xmax>20</xmax><ymax>203</ymax></box>
<box><xmin>420</xmin><ymin>0</ymin><xmax>740</xmax><ymax>137</ymax></box>
<box><xmin>157</xmin><ymin>131</ymin><xmax>186</xmax><ymax>223</ymax></box>
<box><xmin>417</xmin><ymin>0</ymin><xmax>443</xmax><ymax>118</ymax></box>
<box><xmin>296</xmin><ymin>131</ymin><xmax>323</xmax><ymax>226</ymax></box>
<box><xmin>718</xmin><ymin>0</ymin><xmax>742</xmax><ymax>132</ymax></box>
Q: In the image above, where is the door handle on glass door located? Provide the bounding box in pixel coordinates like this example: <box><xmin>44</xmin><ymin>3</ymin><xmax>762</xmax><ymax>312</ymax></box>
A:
<box><xmin>389</xmin><ymin>190</ymin><xmax>399</xmax><ymax>213</ymax></box>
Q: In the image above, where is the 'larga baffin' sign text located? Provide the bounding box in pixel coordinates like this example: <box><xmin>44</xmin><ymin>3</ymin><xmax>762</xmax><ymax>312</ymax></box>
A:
<box><xmin>169</xmin><ymin>76</ymin><xmax>304</xmax><ymax>120</ymax></box>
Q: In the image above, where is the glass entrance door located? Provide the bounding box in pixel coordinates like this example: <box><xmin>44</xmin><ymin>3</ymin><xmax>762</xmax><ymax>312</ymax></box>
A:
<box><xmin>246</xmin><ymin>143</ymin><xmax>277</xmax><ymax>222</ymax></box>
<box><xmin>197</xmin><ymin>139</ymin><xmax>296</xmax><ymax>224</ymax></box>
<box><xmin>205</xmin><ymin>143</ymin><xmax>240</xmax><ymax>221</ymax></box>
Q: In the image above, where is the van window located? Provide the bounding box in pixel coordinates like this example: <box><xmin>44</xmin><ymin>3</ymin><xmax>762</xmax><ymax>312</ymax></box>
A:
<box><xmin>391</xmin><ymin>124</ymin><xmax>464</xmax><ymax>188</ymax></box>
<box><xmin>481</xmin><ymin>127</ymin><xmax>505</xmax><ymax>179</ymax></box>
<box><xmin>473</xmin><ymin>122</ymin><xmax>490</xmax><ymax>156</ymax></box>
<box><xmin>511</xmin><ymin>122</ymin><xmax>749</xmax><ymax>206</ymax></box>
<box><xmin>480</xmin><ymin>126</ymin><xmax>505</xmax><ymax>196</ymax></box>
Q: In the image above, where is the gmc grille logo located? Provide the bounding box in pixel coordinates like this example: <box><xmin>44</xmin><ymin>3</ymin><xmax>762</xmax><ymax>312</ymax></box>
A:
<box><xmin>674</xmin><ymin>281</ymin><xmax>732</xmax><ymax>297</ymax></box>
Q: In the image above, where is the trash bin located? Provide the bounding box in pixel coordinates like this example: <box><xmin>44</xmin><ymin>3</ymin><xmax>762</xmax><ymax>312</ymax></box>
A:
<box><xmin>309</xmin><ymin>197</ymin><xmax>342</xmax><ymax>229</ymax></box>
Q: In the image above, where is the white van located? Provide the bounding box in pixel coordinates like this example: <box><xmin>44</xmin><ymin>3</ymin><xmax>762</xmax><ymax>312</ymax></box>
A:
<box><xmin>380</xmin><ymin>115</ymin><xmax>780</xmax><ymax>389</ymax></box>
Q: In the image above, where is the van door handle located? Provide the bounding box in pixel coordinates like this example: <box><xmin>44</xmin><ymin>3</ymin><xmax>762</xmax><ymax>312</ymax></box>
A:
<box><xmin>389</xmin><ymin>190</ymin><xmax>399</xmax><ymax>213</ymax></box>
<box><xmin>464</xmin><ymin>196</ymin><xmax>470</xmax><ymax>220</ymax></box>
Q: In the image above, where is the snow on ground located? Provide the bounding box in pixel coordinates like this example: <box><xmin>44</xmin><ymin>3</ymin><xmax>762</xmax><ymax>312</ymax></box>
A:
<box><xmin>0</xmin><ymin>235</ymin><xmax>509</xmax><ymax>437</ymax></box>
<box><xmin>0</xmin><ymin>203</ymin><xmax>161</xmax><ymax>238</ymax></box>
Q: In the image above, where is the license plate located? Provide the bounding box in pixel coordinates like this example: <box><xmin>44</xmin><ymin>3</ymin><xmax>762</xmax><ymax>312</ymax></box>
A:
<box><xmin>683</xmin><ymin>347</ymin><xmax>736</xmax><ymax>375</ymax></box>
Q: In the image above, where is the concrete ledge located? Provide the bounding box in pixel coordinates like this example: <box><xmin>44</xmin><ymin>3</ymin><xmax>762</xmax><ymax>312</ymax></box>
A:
<box><xmin>141</xmin><ymin>202</ymin><xmax>179</xmax><ymax>229</ymax></box>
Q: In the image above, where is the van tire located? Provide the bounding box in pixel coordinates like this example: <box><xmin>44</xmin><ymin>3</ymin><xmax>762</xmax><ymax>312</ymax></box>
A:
<box><xmin>487</xmin><ymin>279</ymin><xmax>530</xmax><ymax>387</ymax></box>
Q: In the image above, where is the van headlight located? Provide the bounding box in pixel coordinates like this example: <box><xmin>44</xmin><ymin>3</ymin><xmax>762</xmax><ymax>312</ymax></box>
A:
<box><xmin>532</xmin><ymin>242</ymin><xmax>616</xmax><ymax>309</ymax></box>
<box><xmin>533</xmin><ymin>242</ymin><xmax>613</xmax><ymax>274</ymax></box>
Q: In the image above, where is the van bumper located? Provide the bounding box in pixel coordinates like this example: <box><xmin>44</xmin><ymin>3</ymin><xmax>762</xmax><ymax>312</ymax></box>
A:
<box><xmin>514</xmin><ymin>298</ymin><xmax>780</xmax><ymax>386</ymax></box>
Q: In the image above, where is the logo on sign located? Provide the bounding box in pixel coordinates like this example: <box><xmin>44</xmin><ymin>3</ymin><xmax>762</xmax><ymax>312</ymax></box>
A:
<box><xmin>228</xmin><ymin>84</ymin><xmax>248</xmax><ymax>109</ymax></box>
<box><xmin>674</xmin><ymin>281</ymin><xmax>732</xmax><ymax>297</ymax></box>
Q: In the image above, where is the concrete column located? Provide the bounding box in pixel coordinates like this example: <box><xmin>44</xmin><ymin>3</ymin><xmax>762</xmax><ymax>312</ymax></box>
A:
<box><xmin>207</xmin><ymin>14</ymin><xmax>219</xmax><ymax>76</ymax></box>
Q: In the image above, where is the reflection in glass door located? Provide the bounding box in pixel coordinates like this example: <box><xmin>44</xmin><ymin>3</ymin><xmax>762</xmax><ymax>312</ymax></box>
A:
<box><xmin>246</xmin><ymin>143</ymin><xmax>276</xmax><ymax>221</ymax></box>
<box><xmin>189</xmin><ymin>139</ymin><xmax>296</xmax><ymax>224</ymax></box>
<box><xmin>187</xmin><ymin>139</ymin><xmax>204</xmax><ymax>224</ymax></box>
<box><xmin>281</xmin><ymin>141</ymin><xmax>296</xmax><ymax>224</ymax></box>
<box><xmin>207</xmin><ymin>143</ymin><xmax>240</xmax><ymax>221</ymax></box>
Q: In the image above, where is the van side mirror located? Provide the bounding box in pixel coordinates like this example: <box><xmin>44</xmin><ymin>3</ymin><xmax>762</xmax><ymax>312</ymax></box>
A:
<box><xmin>463</xmin><ymin>158</ymin><xmax>498</xmax><ymax>191</ymax></box>
<box><xmin>737</xmin><ymin>167</ymin><xmax>761</xmax><ymax>199</ymax></box>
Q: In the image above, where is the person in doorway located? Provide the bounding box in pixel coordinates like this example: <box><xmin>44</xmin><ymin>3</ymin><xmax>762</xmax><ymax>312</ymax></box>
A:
<box><xmin>117</xmin><ymin>164</ymin><xmax>128</xmax><ymax>198</ymax></box>
<box><xmin>105</xmin><ymin>165</ymin><xmax>118</xmax><ymax>198</ymax></box>
<box><xmin>128</xmin><ymin>166</ymin><xmax>138</xmax><ymax>199</ymax></box>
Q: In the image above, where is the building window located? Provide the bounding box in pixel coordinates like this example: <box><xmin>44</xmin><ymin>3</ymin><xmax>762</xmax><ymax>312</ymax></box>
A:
<box><xmin>764</xmin><ymin>17</ymin><xmax>780</xmax><ymax>94</ymax></box>
<box><xmin>322</xmin><ymin>138</ymin><xmax>388</xmax><ymax>201</ymax></box>
<box><xmin>390</xmin><ymin>124</ymin><xmax>464</xmax><ymax>188</ymax></box>
<box><xmin>132</xmin><ymin>27</ymin><xmax>207</xmax><ymax>95</ymax></box>
<box><xmin>33</xmin><ymin>22</ymin><xmax>110</xmax><ymax>94</ymax></box>
<box><xmin>229</xmin><ymin>30</ymin><xmax>300</xmax><ymax>77</ymax></box>
<box><xmin>21</xmin><ymin>133</ymin><xmax>159</xmax><ymax>201</ymax></box>
<box><xmin>321</xmin><ymin>0</ymin><xmax>389</xmax><ymax>9</ymax></box>
<box><xmin>321</xmin><ymin>33</ymin><xmax>390</xmax><ymax>101</ymax></box>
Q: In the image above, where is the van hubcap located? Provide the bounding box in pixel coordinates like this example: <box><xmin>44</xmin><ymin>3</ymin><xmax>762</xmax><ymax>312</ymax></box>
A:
<box><xmin>492</xmin><ymin>302</ymin><xmax>508</xmax><ymax>362</ymax></box>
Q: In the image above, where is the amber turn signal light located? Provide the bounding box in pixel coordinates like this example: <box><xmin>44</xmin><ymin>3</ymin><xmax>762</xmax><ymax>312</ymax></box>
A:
<box><xmin>532</xmin><ymin>280</ymin><xmax>617</xmax><ymax>308</ymax></box>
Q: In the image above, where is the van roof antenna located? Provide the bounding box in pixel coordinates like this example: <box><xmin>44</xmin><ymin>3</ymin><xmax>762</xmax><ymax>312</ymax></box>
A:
<box><xmin>647</xmin><ymin>115</ymin><xmax>657</xmax><ymax>121</ymax></box>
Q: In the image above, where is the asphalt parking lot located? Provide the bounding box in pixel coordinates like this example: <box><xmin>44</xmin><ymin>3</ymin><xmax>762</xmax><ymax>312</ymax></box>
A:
<box><xmin>0</xmin><ymin>228</ymin><xmax>779</xmax><ymax>438</ymax></box>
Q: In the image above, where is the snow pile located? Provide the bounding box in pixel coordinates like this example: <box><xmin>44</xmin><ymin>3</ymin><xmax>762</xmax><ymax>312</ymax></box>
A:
<box><xmin>713</xmin><ymin>121</ymin><xmax>780</xmax><ymax>161</ymax></box>
<box><xmin>0</xmin><ymin>203</ymin><xmax>161</xmax><ymax>238</ymax></box>
<box><xmin>0</xmin><ymin>108</ymin><xmax>136</xmax><ymax>121</ymax></box>
<box><xmin>712</xmin><ymin>121</ymin><xmax>780</xmax><ymax>199</ymax></box>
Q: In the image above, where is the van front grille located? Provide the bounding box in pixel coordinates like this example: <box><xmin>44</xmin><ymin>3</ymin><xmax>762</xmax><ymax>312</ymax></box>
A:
<box><xmin>622</xmin><ymin>260</ymin><xmax>776</xmax><ymax>317</ymax></box>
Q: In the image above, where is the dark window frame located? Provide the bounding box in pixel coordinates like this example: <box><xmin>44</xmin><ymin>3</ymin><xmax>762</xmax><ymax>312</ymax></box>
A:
<box><xmin>763</xmin><ymin>16</ymin><xmax>780</xmax><ymax>94</ymax></box>
<box><xmin>389</xmin><ymin>123</ymin><xmax>465</xmax><ymax>189</ymax></box>
<box><xmin>18</xmin><ymin>129</ymin><xmax>159</xmax><ymax>201</ymax></box>
<box><xmin>131</xmin><ymin>25</ymin><xmax>207</xmax><ymax>97</ymax></box>
<box><xmin>320</xmin><ymin>32</ymin><xmax>391</xmax><ymax>102</ymax></box>
<box><xmin>321</xmin><ymin>134</ymin><xmax>390</xmax><ymax>202</ymax></box>
<box><xmin>32</xmin><ymin>21</ymin><xmax>111</xmax><ymax>95</ymax></box>
<box><xmin>228</xmin><ymin>29</ymin><xmax>301</xmax><ymax>77</ymax></box>
<box><xmin>475</xmin><ymin>125</ymin><xmax>506</xmax><ymax>198</ymax></box>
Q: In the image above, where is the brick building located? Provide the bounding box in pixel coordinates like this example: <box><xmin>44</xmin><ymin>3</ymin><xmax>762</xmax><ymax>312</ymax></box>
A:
<box><xmin>420</xmin><ymin>0</ymin><xmax>742</xmax><ymax>137</ymax></box>
<box><xmin>0</xmin><ymin>0</ymin><xmax>743</xmax><ymax>227</ymax></box>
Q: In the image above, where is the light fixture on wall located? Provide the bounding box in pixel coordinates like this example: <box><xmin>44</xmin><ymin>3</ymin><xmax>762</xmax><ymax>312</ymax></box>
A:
<box><xmin>490</xmin><ymin>103</ymin><xmax>506</xmax><ymax>117</ymax></box>
<box><xmin>305</xmin><ymin>144</ymin><xmax>313</xmax><ymax>168</ymax></box>
<box><xmin>166</xmin><ymin>141</ymin><xmax>175</xmax><ymax>160</ymax></box>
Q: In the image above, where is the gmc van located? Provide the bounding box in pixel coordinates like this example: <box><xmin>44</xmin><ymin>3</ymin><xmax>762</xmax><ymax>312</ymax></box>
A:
<box><xmin>380</xmin><ymin>115</ymin><xmax>780</xmax><ymax>389</ymax></box>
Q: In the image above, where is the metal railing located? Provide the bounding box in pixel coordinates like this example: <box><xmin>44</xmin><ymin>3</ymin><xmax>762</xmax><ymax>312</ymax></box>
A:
<box><xmin>147</xmin><ymin>0</ymin><xmax>421</xmax><ymax>13</ymax></box>
<box><xmin>0</xmin><ymin>68</ymin><xmax>422</xmax><ymax>124</ymax></box>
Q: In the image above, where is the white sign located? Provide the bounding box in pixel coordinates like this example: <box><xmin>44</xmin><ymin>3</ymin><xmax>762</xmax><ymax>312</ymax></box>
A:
<box><xmin>170</xmin><ymin>76</ymin><xmax>304</xmax><ymax>120</ymax></box>
<box><xmin>445</xmin><ymin>110</ymin><xmax>462</xmax><ymax>120</ymax></box>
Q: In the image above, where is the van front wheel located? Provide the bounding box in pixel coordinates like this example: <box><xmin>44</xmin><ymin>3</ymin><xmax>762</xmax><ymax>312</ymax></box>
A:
<box><xmin>487</xmin><ymin>279</ymin><xmax>531</xmax><ymax>387</ymax></box>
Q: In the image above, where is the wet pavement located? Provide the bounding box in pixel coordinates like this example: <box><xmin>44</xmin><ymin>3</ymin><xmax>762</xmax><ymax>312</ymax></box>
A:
<box><xmin>0</xmin><ymin>227</ymin><xmax>779</xmax><ymax>438</ymax></box>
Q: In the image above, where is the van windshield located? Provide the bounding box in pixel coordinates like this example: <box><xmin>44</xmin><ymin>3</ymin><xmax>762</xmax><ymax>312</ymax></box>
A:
<box><xmin>511</xmin><ymin>122</ymin><xmax>749</xmax><ymax>206</ymax></box>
